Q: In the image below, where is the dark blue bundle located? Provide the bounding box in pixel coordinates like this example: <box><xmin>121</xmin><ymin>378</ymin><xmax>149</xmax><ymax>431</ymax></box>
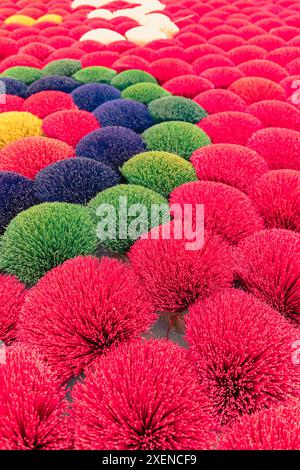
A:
<box><xmin>93</xmin><ymin>99</ymin><xmax>154</xmax><ymax>133</ymax></box>
<box><xmin>0</xmin><ymin>171</ymin><xmax>37</xmax><ymax>233</ymax></box>
<box><xmin>26</xmin><ymin>76</ymin><xmax>80</xmax><ymax>96</ymax></box>
<box><xmin>71</xmin><ymin>83</ymin><xmax>121</xmax><ymax>112</ymax></box>
<box><xmin>35</xmin><ymin>157</ymin><xmax>121</xmax><ymax>205</ymax></box>
<box><xmin>76</xmin><ymin>126</ymin><xmax>146</xmax><ymax>169</ymax></box>
<box><xmin>0</xmin><ymin>77</ymin><xmax>27</xmax><ymax>98</ymax></box>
